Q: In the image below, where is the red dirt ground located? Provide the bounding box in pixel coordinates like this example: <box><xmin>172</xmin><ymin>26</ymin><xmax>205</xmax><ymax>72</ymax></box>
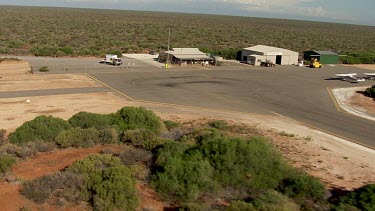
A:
<box><xmin>1</xmin><ymin>145</ymin><xmax>165</xmax><ymax>210</ymax></box>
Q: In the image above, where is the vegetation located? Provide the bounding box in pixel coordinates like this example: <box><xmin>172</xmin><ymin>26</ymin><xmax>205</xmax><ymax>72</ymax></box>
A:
<box><xmin>0</xmin><ymin>57</ymin><xmax>21</xmax><ymax>63</ymax></box>
<box><xmin>340</xmin><ymin>51</ymin><xmax>375</xmax><ymax>64</ymax></box>
<box><xmin>365</xmin><ymin>85</ymin><xmax>375</xmax><ymax>98</ymax></box>
<box><xmin>0</xmin><ymin>154</ymin><xmax>16</xmax><ymax>174</ymax></box>
<box><xmin>67</xmin><ymin>154</ymin><xmax>139</xmax><ymax>210</ymax></box>
<box><xmin>152</xmin><ymin>130</ymin><xmax>325</xmax><ymax>209</ymax></box>
<box><xmin>0</xmin><ymin>6</ymin><xmax>374</xmax><ymax>59</ymax></box>
<box><xmin>112</xmin><ymin>107</ymin><xmax>163</xmax><ymax>134</ymax></box>
<box><xmin>38</xmin><ymin>66</ymin><xmax>49</xmax><ymax>72</ymax></box>
<box><xmin>55</xmin><ymin>127</ymin><xmax>100</xmax><ymax>148</ymax></box>
<box><xmin>68</xmin><ymin>111</ymin><xmax>112</xmax><ymax>130</ymax></box>
<box><xmin>3</xmin><ymin>106</ymin><xmax>373</xmax><ymax>210</ymax></box>
<box><xmin>334</xmin><ymin>184</ymin><xmax>375</xmax><ymax>211</ymax></box>
<box><xmin>9</xmin><ymin>115</ymin><xmax>71</xmax><ymax>145</ymax></box>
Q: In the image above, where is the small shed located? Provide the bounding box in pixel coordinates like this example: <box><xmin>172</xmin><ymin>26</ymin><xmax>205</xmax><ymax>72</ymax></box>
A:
<box><xmin>241</xmin><ymin>45</ymin><xmax>299</xmax><ymax>66</ymax></box>
<box><xmin>304</xmin><ymin>51</ymin><xmax>339</xmax><ymax>64</ymax></box>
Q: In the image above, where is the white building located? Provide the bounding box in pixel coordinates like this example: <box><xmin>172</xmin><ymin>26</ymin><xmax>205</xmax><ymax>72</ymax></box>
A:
<box><xmin>241</xmin><ymin>45</ymin><xmax>299</xmax><ymax>66</ymax></box>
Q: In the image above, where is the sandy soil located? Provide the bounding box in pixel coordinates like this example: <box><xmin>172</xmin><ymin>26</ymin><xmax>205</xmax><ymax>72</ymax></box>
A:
<box><xmin>332</xmin><ymin>87</ymin><xmax>375</xmax><ymax>121</ymax></box>
<box><xmin>0</xmin><ymin>92</ymin><xmax>129</xmax><ymax>132</ymax></box>
<box><xmin>351</xmin><ymin>64</ymin><xmax>375</xmax><ymax>71</ymax></box>
<box><xmin>349</xmin><ymin>92</ymin><xmax>375</xmax><ymax>114</ymax></box>
<box><xmin>0</xmin><ymin>61</ymin><xmax>31</xmax><ymax>76</ymax></box>
<box><xmin>0</xmin><ymin>74</ymin><xmax>101</xmax><ymax>92</ymax></box>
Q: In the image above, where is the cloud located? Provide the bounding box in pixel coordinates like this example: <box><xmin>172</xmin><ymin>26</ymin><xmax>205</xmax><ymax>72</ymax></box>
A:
<box><xmin>214</xmin><ymin>0</ymin><xmax>328</xmax><ymax>17</ymax></box>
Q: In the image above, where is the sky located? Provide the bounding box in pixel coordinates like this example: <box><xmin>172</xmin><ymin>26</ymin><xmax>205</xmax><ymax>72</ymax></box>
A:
<box><xmin>0</xmin><ymin>0</ymin><xmax>374</xmax><ymax>26</ymax></box>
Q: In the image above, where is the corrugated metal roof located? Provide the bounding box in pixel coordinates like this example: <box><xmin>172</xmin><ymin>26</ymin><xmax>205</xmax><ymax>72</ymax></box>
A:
<box><xmin>163</xmin><ymin>48</ymin><xmax>211</xmax><ymax>60</ymax></box>
<box><xmin>315</xmin><ymin>51</ymin><xmax>338</xmax><ymax>55</ymax></box>
<box><xmin>244</xmin><ymin>45</ymin><xmax>298</xmax><ymax>55</ymax></box>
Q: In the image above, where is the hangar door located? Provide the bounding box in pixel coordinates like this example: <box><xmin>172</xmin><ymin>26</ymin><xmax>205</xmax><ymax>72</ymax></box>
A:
<box><xmin>276</xmin><ymin>55</ymin><xmax>282</xmax><ymax>65</ymax></box>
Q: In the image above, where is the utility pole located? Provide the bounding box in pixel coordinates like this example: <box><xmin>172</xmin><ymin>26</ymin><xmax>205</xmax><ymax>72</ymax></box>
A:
<box><xmin>166</xmin><ymin>26</ymin><xmax>171</xmax><ymax>68</ymax></box>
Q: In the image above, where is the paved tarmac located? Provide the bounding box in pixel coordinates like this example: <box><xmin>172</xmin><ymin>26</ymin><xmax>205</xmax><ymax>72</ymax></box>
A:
<box><xmin>15</xmin><ymin>56</ymin><xmax>375</xmax><ymax>148</ymax></box>
<box><xmin>0</xmin><ymin>87</ymin><xmax>109</xmax><ymax>98</ymax></box>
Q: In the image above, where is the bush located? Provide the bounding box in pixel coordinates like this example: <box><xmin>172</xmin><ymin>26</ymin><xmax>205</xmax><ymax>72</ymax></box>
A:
<box><xmin>200</xmin><ymin>136</ymin><xmax>287</xmax><ymax>192</ymax></box>
<box><xmin>0</xmin><ymin>129</ymin><xmax>7</xmax><ymax>141</ymax></box>
<box><xmin>152</xmin><ymin>142</ymin><xmax>215</xmax><ymax>202</ymax></box>
<box><xmin>39</xmin><ymin>66</ymin><xmax>49</xmax><ymax>72</ymax></box>
<box><xmin>68</xmin><ymin>112</ymin><xmax>112</xmax><ymax>130</ymax></box>
<box><xmin>164</xmin><ymin>120</ymin><xmax>180</xmax><ymax>131</ymax></box>
<box><xmin>21</xmin><ymin>172</ymin><xmax>84</xmax><ymax>204</ymax></box>
<box><xmin>0</xmin><ymin>154</ymin><xmax>16</xmax><ymax>174</ymax></box>
<box><xmin>208</xmin><ymin>120</ymin><xmax>228</xmax><ymax>130</ymax></box>
<box><xmin>98</xmin><ymin>128</ymin><xmax>119</xmax><ymax>144</ymax></box>
<box><xmin>122</xmin><ymin>128</ymin><xmax>156</xmax><ymax>146</ymax></box>
<box><xmin>9</xmin><ymin>115</ymin><xmax>71</xmax><ymax>145</ymax></box>
<box><xmin>118</xmin><ymin>148</ymin><xmax>153</xmax><ymax>166</ymax></box>
<box><xmin>112</xmin><ymin>107</ymin><xmax>162</xmax><ymax>134</ymax></box>
<box><xmin>335</xmin><ymin>184</ymin><xmax>375</xmax><ymax>211</ymax></box>
<box><xmin>142</xmin><ymin>137</ymin><xmax>173</xmax><ymax>151</ymax></box>
<box><xmin>0</xmin><ymin>57</ymin><xmax>21</xmax><ymax>63</ymax></box>
<box><xmin>55</xmin><ymin>127</ymin><xmax>100</xmax><ymax>148</ymax></box>
<box><xmin>67</xmin><ymin>154</ymin><xmax>123</xmax><ymax>175</ymax></box>
<box><xmin>278</xmin><ymin>170</ymin><xmax>325</xmax><ymax>202</ymax></box>
<box><xmin>88</xmin><ymin>166</ymin><xmax>139</xmax><ymax>210</ymax></box>
<box><xmin>364</xmin><ymin>85</ymin><xmax>375</xmax><ymax>98</ymax></box>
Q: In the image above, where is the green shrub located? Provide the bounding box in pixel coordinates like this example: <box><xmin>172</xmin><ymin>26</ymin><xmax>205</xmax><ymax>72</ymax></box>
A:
<box><xmin>0</xmin><ymin>57</ymin><xmax>21</xmax><ymax>63</ymax></box>
<box><xmin>68</xmin><ymin>111</ymin><xmax>112</xmax><ymax>130</ymax></box>
<box><xmin>88</xmin><ymin>166</ymin><xmax>139</xmax><ymax>210</ymax></box>
<box><xmin>55</xmin><ymin>127</ymin><xmax>100</xmax><ymax>148</ymax></box>
<box><xmin>107</xmin><ymin>50</ymin><xmax>122</xmax><ymax>57</ymax></box>
<box><xmin>9</xmin><ymin>115</ymin><xmax>71</xmax><ymax>145</ymax></box>
<box><xmin>112</xmin><ymin>107</ymin><xmax>162</xmax><ymax>134</ymax></box>
<box><xmin>98</xmin><ymin>128</ymin><xmax>119</xmax><ymax>144</ymax></box>
<box><xmin>67</xmin><ymin>154</ymin><xmax>123</xmax><ymax>175</ymax></box>
<box><xmin>200</xmin><ymin>136</ymin><xmax>286</xmax><ymax>192</ymax></box>
<box><xmin>335</xmin><ymin>184</ymin><xmax>375</xmax><ymax>211</ymax></box>
<box><xmin>208</xmin><ymin>120</ymin><xmax>228</xmax><ymax>130</ymax></box>
<box><xmin>164</xmin><ymin>120</ymin><xmax>180</xmax><ymax>131</ymax></box>
<box><xmin>364</xmin><ymin>85</ymin><xmax>375</xmax><ymax>98</ymax></box>
<box><xmin>142</xmin><ymin>137</ymin><xmax>173</xmax><ymax>151</ymax></box>
<box><xmin>122</xmin><ymin>128</ymin><xmax>156</xmax><ymax>145</ymax></box>
<box><xmin>21</xmin><ymin>172</ymin><xmax>84</xmax><ymax>204</ymax></box>
<box><xmin>0</xmin><ymin>154</ymin><xmax>16</xmax><ymax>174</ymax></box>
<box><xmin>278</xmin><ymin>170</ymin><xmax>325</xmax><ymax>202</ymax></box>
<box><xmin>152</xmin><ymin>147</ymin><xmax>215</xmax><ymax>202</ymax></box>
<box><xmin>227</xmin><ymin>201</ymin><xmax>255</xmax><ymax>211</ymax></box>
<box><xmin>38</xmin><ymin>66</ymin><xmax>49</xmax><ymax>72</ymax></box>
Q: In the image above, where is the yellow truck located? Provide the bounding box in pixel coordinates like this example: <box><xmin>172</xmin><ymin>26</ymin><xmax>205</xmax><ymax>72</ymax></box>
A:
<box><xmin>310</xmin><ymin>58</ymin><xmax>322</xmax><ymax>68</ymax></box>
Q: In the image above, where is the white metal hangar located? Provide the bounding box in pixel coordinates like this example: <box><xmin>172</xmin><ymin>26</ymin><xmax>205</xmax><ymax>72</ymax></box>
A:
<box><xmin>241</xmin><ymin>45</ymin><xmax>299</xmax><ymax>66</ymax></box>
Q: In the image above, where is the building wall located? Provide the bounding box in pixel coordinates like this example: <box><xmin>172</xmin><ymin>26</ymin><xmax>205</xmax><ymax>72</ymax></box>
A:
<box><xmin>320</xmin><ymin>55</ymin><xmax>339</xmax><ymax>64</ymax></box>
<box><xmin>243</xmin><ymin>49</ymin><xmax>298</xmax><ymax>65</ymax></box>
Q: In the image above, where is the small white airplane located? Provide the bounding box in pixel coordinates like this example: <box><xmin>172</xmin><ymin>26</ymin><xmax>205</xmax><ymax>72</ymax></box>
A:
<box><xmin>332</xmin><ymin>73</ymin><xmax>365</xmax><ymax>83</ymax></box>
<box><xmin>364</xmin><ymin>73</ymin><xmax>375</xmax><ymax>80</ymax></box>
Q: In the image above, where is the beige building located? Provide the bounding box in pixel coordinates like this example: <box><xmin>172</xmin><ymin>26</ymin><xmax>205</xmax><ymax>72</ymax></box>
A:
<box><xmin>241</xmin><ymin>45</ymin><xmax>299</xmax><ymax>66</ymax></box>
<box><xmin>158</xmin><ymin>48</ymin><xmax>213</xmax><ymax>64</ymax></box>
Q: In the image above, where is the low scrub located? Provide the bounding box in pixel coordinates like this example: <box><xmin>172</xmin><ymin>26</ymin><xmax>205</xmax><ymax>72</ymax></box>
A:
<box><xmin>21</xmin><ymin>172</ymin><xmax>84</xmax><ymax>204</ymax></box>
<box><xmin>334</xmin><ymin>184</ymin><xmax>375</xmax><ymax>211</ymax></box>
<box><xmin>208</xmin><ymin>120</ymin><xmax>228</xmax><ymax>130</ymax></box>
<box><xmin>0</xmin><ymin>154</ymin><xmax>16</xmax><ymax>174</ymax></box>
<box><xmin>0</xmin><ymin>57</ymin><xmax>21</xmax><ymax>63</ymax></box>
<box><xmin>119</xmin><ymin>148</ymin><xmax>153</xmax><ymax>166</ymax></box>
<box><xmin>9</xmin><ymin>115</ymin><xmax>71</xmax><ymax>145</ymax></box>
<box><xmin>98</xmin><ymin>128</ymin><xmax>119</xmax><ymax>144</ymax></box>
<box><xmin>122</xmin><ymin>128</ymin><xmax>156</xmax><ymax>145</ymax></box>
<box><xmin>55</xmin><ymin>127</ymin><xmax>100</xmax><ymax>148</ymax></box>
<box><xmin>38</xmin><ymin>66</ymin><xmax>49</xmax><ymax>72</ymax></box>
<box><xmin>163</xmin><ymin>120</ymin><xmax>180</xmax><ymax>131</ymax></box>
<box><xmin>69</xmin><ymin>111</ymin><xmax>112</xmax><ymax>130</ymax></box>
<box><xmin>112</xmin><ymin>107</ymin><xmax>163</xmax><ymax>134</ymax></box>
<box><xmin>278</xmin><ymin>170</ymin><xmax>325</xmax><ymax>203</ymax></box>
<box><xmin>66</xmin><ymin>154</ymin><xmax>139</xmax><ymax>210</ymax></box>
<box><xmin>365</xmin><ymin>85</ymin><xmax>375</xmax><ymax>98</ymax></box>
